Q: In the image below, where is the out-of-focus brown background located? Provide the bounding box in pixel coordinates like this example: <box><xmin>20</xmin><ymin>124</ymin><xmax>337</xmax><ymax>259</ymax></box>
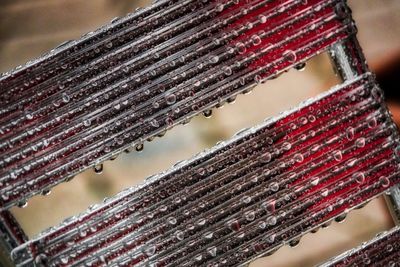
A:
<box><xmin>1</xmin><ymin>1</ymin><xmax>399</xmax><ymax>266</ymax></box>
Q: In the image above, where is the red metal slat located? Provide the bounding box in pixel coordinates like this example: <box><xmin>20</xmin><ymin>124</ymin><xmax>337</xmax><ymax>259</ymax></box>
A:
<box><xmin>10</xmin><ymin>74</ymin><xmax>400</xmax><ymax>267</ymax></box>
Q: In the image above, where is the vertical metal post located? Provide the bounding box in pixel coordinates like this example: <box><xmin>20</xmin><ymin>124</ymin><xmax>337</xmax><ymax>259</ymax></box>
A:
<box><xmin>385</xmin><ymin>186</ymin><xmax>400</xmax><ymax>225</ymax></box>
<box><xmin>329</xmin><ymin>37</ymin><xmax>400</xmax><ymax>225</ymax></box>
<box><xmin>329</xmin><ymin>37</ymin><xmax>368</xmax><ymax>80</ymax></box>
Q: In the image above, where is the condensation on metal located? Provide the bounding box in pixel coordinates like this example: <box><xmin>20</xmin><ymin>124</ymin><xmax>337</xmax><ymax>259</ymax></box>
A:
<box><xmin>318</xmin><ymin>226</ymin><xmax>400</xmax><ymax>266</ymax></box>
<box><xmin>0</xmin><ymin>0</ymin><xmax>357</xmax><ymax>210</ymax></box>
<box><xmin>10</xmin><ymin>74</ymin><xmax>400</xmax><ymax>267</ymax></box>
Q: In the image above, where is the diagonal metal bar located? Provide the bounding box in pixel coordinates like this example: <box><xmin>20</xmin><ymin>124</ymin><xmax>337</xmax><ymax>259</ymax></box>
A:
<box><xmin>10</xmin><ymin>73</ymin><xmax>400</xmax><ymax>267</ymax></box>
<box><xmin>318</xmin><ymin>226</ymin><xmax>400</xmax><ymax>266</ymax></box>
<box><xmin>0</xmin><ymin>0</ymin><xmax>357</xmax><ymax>210</ymax></box>
<box><xmin>0</xmin><ymin>211</ymin><xmax>28</xmax><ymax>267</ymax></box>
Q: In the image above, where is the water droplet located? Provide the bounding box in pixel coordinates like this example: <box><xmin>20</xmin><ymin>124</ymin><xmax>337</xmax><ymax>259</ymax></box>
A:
<box><xmin>353</xmin><ymin>172</ymin><xmax>365</xmax><ymax>184</ymax></box>
<box><xmin>25</xmin><ymin>112</ymin><xmax>33</xmax><ymax>120</ymax></box>
<box><xmin>282</xmin><ymin>142</ymin><xmax>292</xmax><ymax>151</ymax></box>
<box><xmin>41</xmin><ymin>189</ymin><xmax>51</xmax><ymax>196</ymax></box>
<box><xmin>1</xmin><ymin>193</ymin><xmax>9</xmax><ymax>201</ymax></box>
<box><xmin>135</xmin><ymin>143</ymin><xmax>144</xmax><ymax>152</ymax></box>
<box><xmin>371</xmin><ymin>86</ymin><xmax>383</xmax><ymax>102</ymax></box>
<box><xmin>236</xmin><ymin>42</ymin><xmax>246</xmax><ymax>54</ymax></box>
<box><xmin>203</xmin><ymin>110</ymin><xmax>212</xmax><ymax>118</ymax></box>
<box><xmin>60</xmin><ymin>256</ymin><xmax>69</xmax><ymax>264</ymax></box>
<box><xmin>299</xmin><ymin>117</ymin><xmax>308</xmax><ymax>125</ymax></box>
<box><xmin>152</xmin><ymin>102</ymin><xmax>160</xmax><ymax>109</ymax></box>
<box><xmin>267</xmin><ymin>216</ymin><xmax>277</xmax><ymax>226</ymax></box>
<box><xmin>9</xmin><ymin>171</ymin><xmax>17</xmax><ymax>180</ymax></box>
<box><xmin>335</xmin><ymin>214</ymin><xmax>347</xmax><ymax>223</ymax></box>
<box><xmin>35</xmin><ymin>254</ymin><xmax>48</xmax><ymax>265</ymax></box>
<box><xmin>262</xmin><ymin>200</ymin><xmax>276</xmax><ymax>213</ymax></box>
<box><xmin>346</xmin><ymin>127</ymin><xmax>355</xmax><ymax>140</ymax></box>
<box><xmin>355</xmin><ymin>137</ymin><xmax>366</xmax><ymax>148</ymax></box>
<box><xmin>260</xmin><ymin>152</ymin><xmax>272</xmax><ymax>163</ymax></box>
<box><xmin>203</xmin><ymin>231</ymin><xmax>214</xmax><ymax>239</ymax></box>
<box><xmin>150</xmin><ymin>119</ymin><xmax>159</xmax><ymax>128</ymax></box>
<box><xmin>210</xmin><ymin>55</ymin><xmax>219</xmax><ymax>64</ymax></box>
<box><xmin>368</xmin><ymin>117</ymin><xmax>377</xmax><ymax>128</ymax></box>
<box><xmin>106</xmin><ymin>42</ymin><xmax>113</xmax><ymax>49</ymax></box>
<box><xmin>333</xmin><ymin>150</ymin><xmax>343</xmax><ymax>161</ymax></box>
<box><xmin>269</xmin><ymin>182</ymin><xmax>279</xmax><ymax>192</ymax></box>
<box><xmin>207</xmin><ymin>246</ymin><xmax>217</xmax><ymax>257</ymax></box>
<box><xmin>215</xmin><ymin>3</ymin><xmax>224</xmax><ymax>12</ymax></box>
<box><xmin>165</xmin><ymin>93</ymin><xmax>177</xmax><ymax>105</ymax></box>
<box><xmin>79</xmin><ymin>229</ymin><xmax>87</xmax><ymax>237</ymax></box>
<box><xmin>251</xmin><ymin>35</ymin><xmax>262</xmax><ymax>46</ymax></box>
<box><xmin>175</xmin><ymin>230</ymin><xmax>184</xmax><ymax>241</ymax></box>
<box><xmin>83</xmin><ymin>119</ymin><xmax>91</xmax><ymax>127</ymax></box>
<box><xmin>310</xmin><ymin>177</ymin><xmax>320</xmax><ymax>186</ymax></box>
<box><xmin>245</xmin><ymin>210</ymin><xmax>255</xmax><ymax>221</ymax></box>
<box><xmin>236</xmin><ymin>232</ymin><xmax>245</xmax><ymax>239</ymax></box>
<box><xmin>363</xmin><ymin>257</ymin><xmax>371</xmax><ymax>265</ymax></box>
<box><xmin>241</xmin><ymin>195</ymin><xmax>251</xmax><ymax>204</ymax></box>
<box><xmin>165</xmin><ymin>117</ymin><xmax>174</xmax><ymax>127</ymax></box>
<box><xmin>167</xmin><ymin>217</ymin><xmax>177</xmax><ymax>225</ymax></box>
<box><xmin>335</xmin><ymin>2</ymin><xmax>349</xmax><ymax>20</ymax></box>
<box><xmin>293</xmin><ymin>153</ymin><xmax>304</xmax><ymax>163</ymax></box>
<box><xmin>197</xmin><ymin>218</ymin><xmax>206</xmax><ymax>226</ymax></box>
<box><xmin>194</xmin><ymin>254</ymin><xmax>203</xmax><ymax>262</ymax></box>
<box><xmin>379</xmin><ymin>176</ymin><xmax>390</xmax><ymax>188</ymax></box>
<box><xmin>265</xmin><ymin>234</ymin><xmax>276</xmax><ymax>244</ymax></box>
<box><xmin>222</xmin><ymin>66</ymin><xmax>232</xmax><ymax>76</ymax></box>
<box><xmin>18</xmin><ymin>200</ymin><xmax>28</xmax><ymax>208</ymax></box>
<box><xmin>283</xmin><ymin>50</ymin><xmax>297</xmax><ymax>63</ymax></box>
<box><xmin>258</xmin><ymin>221</ymin><xmax>266</xmax><ymax>229</ymax></box>
<box><xmin>144</xmin><ymin>245</ymin><xmax>156</xmax><ymax>256</ymax></box>
<box><xmin>194</xmin><ymin>80</ymin><xmax>201</xmax><ymax>87</ymax></box>
<box><xmin>266</xmin><ymin>137</ymin><xmax>273</xmax><ymax>145</ymax></box>
<box><xmin>321</xmin><ymin>188</ymin><xmax>329</xmax><ymax>197</ymax></box>
<box><xmin>62</xmin><ymin>93</ymin><xmax>70</xmax><ymax>103</ymax></box>
<box><xmin>254</xmin><ymin>74</ymin><xmax>262</xmax><ymax>83</ymax></box>
<box><xmin>395</xmin><ymin>146</ymin><xmax>400</xmax><ymax>159</ymax></box>
<box><xmin>227</xmin><ymin>219</ymin><xmax>241</xmax><ymax>232</ymax></box>
<box><xmin>294</xmin><ymin>63</ymin><xmax>306</xmax><ymax>71</ymax></box>
<box><xmin>258</xmin><ymin>14</ymin><xmax>267</xmax><ymax>23</ymax></box>
<box><xmin>94</xmin><ymin>164</ymin><xmax>103</xmax><ymax>174</ymax></box>
<box><xmin>289</xmin><ymin>239</ymin><xmax>300</xmax><ymax>247</ymax></box>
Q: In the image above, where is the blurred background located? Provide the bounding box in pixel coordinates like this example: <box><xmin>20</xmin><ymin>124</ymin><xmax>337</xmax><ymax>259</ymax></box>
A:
<box><xmin>1</xmin><ymin>0</ymin><xmax>399</xmax><ymax>266</ymax></box>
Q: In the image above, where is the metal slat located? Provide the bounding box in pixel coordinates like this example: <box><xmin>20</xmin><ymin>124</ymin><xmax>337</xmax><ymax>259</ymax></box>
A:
<box><xmin>10</xmin><ymin>73</ymin><xmax>400</xmax><ymax>267</ymax></box>
<box><xmin>0</xmin><ymin>0</ymin><xmax>356</xmax><ymax>210</ymax></box>
<box><xmin>0</xmin><ymin>211</ymin><xmax>28</xmax><ymax>267</ymax></box>
<box><xmin>318</xmin><ymin>226</ymin><xmax>400</xmax><ymax>266</ymax></box>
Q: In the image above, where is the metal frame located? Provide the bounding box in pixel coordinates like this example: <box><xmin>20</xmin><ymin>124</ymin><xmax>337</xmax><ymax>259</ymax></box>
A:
<box><xmin>0</xmin><ymin>1</ymin><xmax>399</xmax><ymax>266</ymax></box>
